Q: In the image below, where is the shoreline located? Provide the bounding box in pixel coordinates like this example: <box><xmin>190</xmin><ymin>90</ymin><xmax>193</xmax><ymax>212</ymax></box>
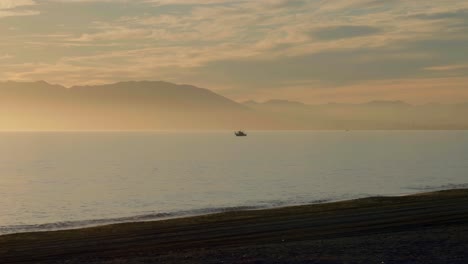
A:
<box><xmin>1</xmin><ymin>188</ymin><xmax>468</xmax><ymax>263</ymax></box>
<box><xmin>3</xmin><ymin>187</ymin><xmax>466</xmax><ymax>237</ymax></box>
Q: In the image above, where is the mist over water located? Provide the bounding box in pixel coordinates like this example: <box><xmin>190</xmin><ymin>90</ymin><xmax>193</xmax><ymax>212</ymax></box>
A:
<box><xmin>1</xmin><ymin>131</ymin><xmax>467</xmax><ymax>235</ymax></box>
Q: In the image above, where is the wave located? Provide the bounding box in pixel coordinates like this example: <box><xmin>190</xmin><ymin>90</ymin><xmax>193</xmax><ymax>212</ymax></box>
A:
<box><xmin>406</xmin><ymin>183</ymin><xmax>468</xmax><ymax>192</ymax></box>
<box><xmin>0</xmin><ymin>205</ymin><xmax>268</xmax><ymax>236</ymax></box>
<box><xmin>2</xmin><ymin>185</ymin><xmax>465</xmax><ymax>236</ymax></box>
<box><xmin>0</xmin><ymin>199</ymin><xmax>337</xmax><ymax>236</ymax></box>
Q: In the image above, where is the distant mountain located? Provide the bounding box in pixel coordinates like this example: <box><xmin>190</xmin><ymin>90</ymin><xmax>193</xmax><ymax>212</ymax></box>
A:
<box><xmin>0</xmin><ymin>81</ymin><xmax>279</xmax><ymax>130</ymax></box>
<box><xmin>0</xmin><ymin>80</ymin><xmax>244</xmax><ymax>111</ymax></box>
<box><xmin>244</xmin><ymin>99</ymin><xmax>306</xmax><ymax>107</ymax></box>
<box><xmin>243</xmin><ymin>99</ymin><xmax>468</xmax><ymax>130</ymax></box>
<box><xmin>69</xmin><ymin>81</ymin><xmax>245</xmax><ymax>112</ymax></box>
<box><xmin>243</xmin><ymin>99</ymin><xmax>309</xmax><ymax>114</ymax></box>
<box><xmin>2</xmin><ymin>81</ymin><xmax>468</xmax><ymax>130</ymax></box>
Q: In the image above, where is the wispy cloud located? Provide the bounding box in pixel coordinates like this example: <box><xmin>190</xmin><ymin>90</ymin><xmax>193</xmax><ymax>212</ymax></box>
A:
<box><xmin>425</xmin><ymin>64</ymin><xmax>468</xmax><ymax>71</ymax></box>
<box><xmin>0</xmin><ymin>0</ymin><xmax>38</xmax><ymax>18</ymax></box>
<box><xmin>0</xmin><ymin>53</ymin><xmax>13</xmax><ymax>60</ymax></box>
<box><xmin>0</xmin><ymin>0</ymin><xmax>36</xmax><ymax>9</ymax></box>
<box><xmin>0</xmin><ymin>0</ymin><xmax>467</xmax><ymax>103</ymax></box>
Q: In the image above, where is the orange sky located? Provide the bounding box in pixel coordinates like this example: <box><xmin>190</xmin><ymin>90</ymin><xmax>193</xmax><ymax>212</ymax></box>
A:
<box><xmin>0</xmin><ymin>0</ymin><xmax>467</xmax><ymax>104</ymax></box>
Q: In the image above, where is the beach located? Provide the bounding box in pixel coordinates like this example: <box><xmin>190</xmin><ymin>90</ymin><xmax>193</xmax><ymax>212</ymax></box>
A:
<box><xmin>1</xmin><ymin>188</ymin><xmax>468</xmax><ymax>263</ymax></box>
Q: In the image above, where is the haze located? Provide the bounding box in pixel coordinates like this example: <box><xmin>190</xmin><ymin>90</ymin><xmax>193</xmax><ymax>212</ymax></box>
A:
<box><xmin>1</xmin><ymin>0</ymin><xmax>468</xmax><ymax>130</ymax></box>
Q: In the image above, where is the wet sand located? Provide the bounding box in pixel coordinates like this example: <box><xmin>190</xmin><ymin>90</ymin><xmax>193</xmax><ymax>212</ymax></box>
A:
<box><xmin>1</xmin><ymin>189</ymin><xmax>468</xmax><ymax>263</ymax></box>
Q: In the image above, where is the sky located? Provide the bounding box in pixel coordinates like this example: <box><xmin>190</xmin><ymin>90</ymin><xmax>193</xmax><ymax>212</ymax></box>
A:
<box><xmin>0</xmin><ymin>0</ymin><xmax>468</xmax><ymax>104</ymax></box>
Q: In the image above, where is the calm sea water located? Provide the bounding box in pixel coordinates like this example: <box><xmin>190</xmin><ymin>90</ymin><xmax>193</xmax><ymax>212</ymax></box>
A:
<box><xmin>1</xmin><ymin>131</ymin><xmax>467</xmax><ymax>235</ymax></box>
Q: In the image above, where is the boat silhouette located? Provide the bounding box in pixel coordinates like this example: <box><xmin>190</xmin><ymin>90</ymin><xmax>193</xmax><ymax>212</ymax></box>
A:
<box><xmin>235</xmin><ymin>130</ymin><xmax>247</xmax><ymax>137</ymax></box>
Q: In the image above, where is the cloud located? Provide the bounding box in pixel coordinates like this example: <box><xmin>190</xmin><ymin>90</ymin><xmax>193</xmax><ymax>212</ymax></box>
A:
<box><xmin>0</xmin><ymin>0</ymin><xmax>35</xmax><ymax>10</ymax></box>
<box><xmin>0</xmin><ymin>54</ymin><xmax>13</xmax><ymax>60</ymax></box>
<box><xmin>0</xmin><ymin>0</ymin><xmax>37</xmax><ymax>18</ymax></box>
<box><xmin>146</xmin><ymin>0</ymin><xmax>233</xmax><ymax>6</ymax></box>
<box><xmin>312</xmin><ymin>26</ymin><xmax>383</xmax><ymax>40</ymax></box>
<box><xmin>47</xmin><ymin>0</ymin><xmax>130</xmax><ymax>2</ymax></box>
<box><xmin>1</xmin><ymin>0</ymin><xmax>468</xmax><ymax>103</ymax></box>
<box><xmin>73</xmin><ymin>28</ymin><xmax>152</xmax><ymax>42</ymax></box>
<box><xmin>425</xmin><ymin>64</ymin><xmax>468</xmax><ymax>71</ymax></box>
<box><xmin>410</xmin><ymin>9</ymin><xmax>468</xmax><ymax>20</ymax></box>
<box><xmin>0</xmin><ymin>9</ymin><xmax>38</xmax><ymax>18</ymax></box>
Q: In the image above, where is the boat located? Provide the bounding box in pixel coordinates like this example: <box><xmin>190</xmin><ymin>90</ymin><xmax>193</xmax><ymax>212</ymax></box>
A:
<box><xmin>235</xmin><ymin>130</ymin><xmax>247</xmax><ymax>137</ymax></box>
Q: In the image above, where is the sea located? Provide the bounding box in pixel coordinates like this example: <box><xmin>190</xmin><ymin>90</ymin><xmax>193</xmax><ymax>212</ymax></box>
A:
<box><xmin>1</xmin><ymin>131</ymin><xmax>467</xmax><ymax>235</ymax></box>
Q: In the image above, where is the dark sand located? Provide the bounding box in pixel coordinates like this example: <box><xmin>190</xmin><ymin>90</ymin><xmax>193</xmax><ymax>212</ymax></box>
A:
<box><xmin>1</xmin><ymin>189</ymin><xmax>468</xmax><ymax>264</ymax></box>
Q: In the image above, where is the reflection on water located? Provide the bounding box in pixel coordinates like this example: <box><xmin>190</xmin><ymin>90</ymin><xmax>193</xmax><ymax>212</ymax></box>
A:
<box><xmin>0</xmin><ymin>131</ymin><xmax>467</xmax><ymax>235</ymax></box>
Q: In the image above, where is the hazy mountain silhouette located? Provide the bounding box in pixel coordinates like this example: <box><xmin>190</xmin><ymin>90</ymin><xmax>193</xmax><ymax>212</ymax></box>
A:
<box><xmin>69</xmin><ymin>81</ymin><xmax>245</xmax><ymax>112</ymax></box>
<box><xmin>245</xmin><ymin>99</ymin><xmax>306</xmax><ymax>107</ymax></box>
<box><xmin>243</xmin><ymin>99</ymin><xmax>468</xmax><ymax>130</ymax></box>
<box><xmin>0</xmin><ymin>81</ymin><xmax>278</xmax><ymax>130</ymax></box>
<box><xmin>0</xmin><ymin>80</ymin><xmax>243</xmax><ymax>111</ymax></box>
<box><xmin>1</xmin><ymin>80</ymin><xmax>468</xmax><ymax>130</ymax></box>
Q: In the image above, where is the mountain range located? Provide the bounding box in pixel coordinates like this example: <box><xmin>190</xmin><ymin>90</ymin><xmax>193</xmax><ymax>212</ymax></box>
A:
<box><xmin>1</xmin><ymin>81</ymin><xmax>467</xmax><ymax>130</ymax></box>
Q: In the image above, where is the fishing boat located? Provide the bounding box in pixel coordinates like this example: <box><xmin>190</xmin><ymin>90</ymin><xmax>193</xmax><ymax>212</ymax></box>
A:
<box><xmin>235</xmin><ymin>130</ymin><xmax>247</xmax><ymax>137</ymax></box>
